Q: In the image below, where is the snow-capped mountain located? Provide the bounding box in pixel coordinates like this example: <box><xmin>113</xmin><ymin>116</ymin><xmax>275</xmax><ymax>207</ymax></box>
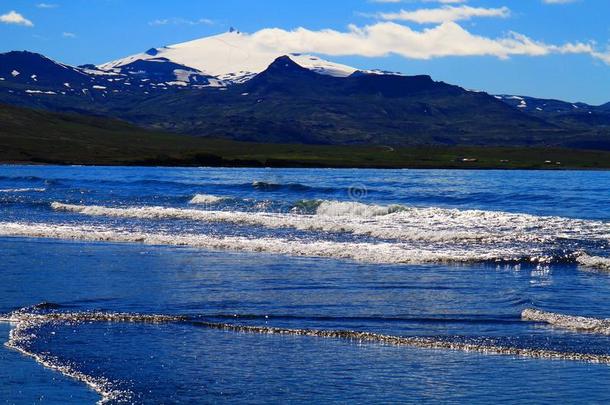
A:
<box><xmin>0</xmin><ymin>29</ymin><xmax>403</xmax><ymax>98</ymax></box>
<box><xmin>1</xmin><ymin>32</ymin><xmax>610</xmax><ymax>150</ymax></box>
<box><xmin>0</xmin><ymin>51</ymin><xmax>188</xmax><ymax>99</ymax></box>
<box><xmin>98</xmin><ymin>29</ymin><xmax>362</xmax><ymax>85</ymax></box>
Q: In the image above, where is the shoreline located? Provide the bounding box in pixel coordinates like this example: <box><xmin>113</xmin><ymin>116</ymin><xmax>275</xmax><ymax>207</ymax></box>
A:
<box><xmin>1</xmin><ymin>160</ymin><xmax>609</xmax><ymax>171</ymax></box>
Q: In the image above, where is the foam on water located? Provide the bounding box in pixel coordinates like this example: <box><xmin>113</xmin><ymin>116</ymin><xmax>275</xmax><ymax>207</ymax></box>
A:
<box><xmin>522</xmin><ymin>309</ymin><xmax>610</xmax><ymax>335</ymax></box>
<box><xmin>200</xmin><ymin>322</ymin><xmax>610</xmax><ymax>364</ymax></box>
<box><xmin>0</xmin><ymin>188</ymin><xmax>46</xmax><ymax>193</ymax></box>
<box><xmin>1</xmin><ymin>304</ymin><xmax>189</xmax><ymax>403</ymax></box>
<box><xmin>188</xmin><ymin>194</ymin><xmax>229</xmax><ymax>204</ymax></box>
<box><xmin>576</xmin><ymin>254</ymin><xmax>610</xmax><ymax>271</ymax></box>
<box><xmin>5</xmin><ymin>168</ymin><xmax>610</xmax><ymax>402</ymax></box>
<box><xmin>315</xmin><ymin>201</ymin><xmax>405</xmax><ymax>217</ymax></box>
<box><xmin>3</xmin><ymin>304</ymin><xmax>610</xmax><ymax>405</ymax></box>
<box><xmin>53</xmin><ymin>202</ymin><xmax>502</xmax><ymax>243</ymax></box>
<box><xmin>0</xmin><ymin>221</ymin><xmax>568</xmax><ymax>265</ymax></box>
<box><xmin>3</xmin><ymin>314</ymin><xmax>133</xmax><ymax>404</ymax></box>
<box><xmin>50</xmin><ymin>201</ymin><xmax>610</xmax><ymax>247</ymax></box>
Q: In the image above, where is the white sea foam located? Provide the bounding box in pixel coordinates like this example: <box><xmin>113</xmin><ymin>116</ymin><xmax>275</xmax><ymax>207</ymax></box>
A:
<box><xmin>204</xmin><ymin>321</ymin><xmax>610</xmax><ymax>364</ymax></box>
<box><xmin>50</xmin><ymin>201</ymin><xmax>610</xmax><ymax>247</ymax></box>
<box><xmin>522</xmin><ymin>309</ymin><xmax>610</xmax><ymax>335</ymax></box>
<box><xmin>4</xmin><ymin>307</ymin><xmax>609</xmax><ymax>391</ymax></box>
<box><xmin>188</xmin><ymin>194</ymin><xmax>229</xmax><ymax>204</ymax></box>
<box><xmin>1</xmin><ymin>307</ymin><xmax>189</xmax><ymax>403</ymax></box>
<box><xmin>48</xmin><ymin>202</ymin><xmax>523</xmax><ymax>243</ymax></box>
<box><xmin>3</xmin><ymin>306</ymin><xmax>610</xmax><ymax>405</ymax></box>
<box><xmin>3</xmin><ymin>311</ymin><xmax>133</xmax><ymax>404</ymax></box>
<box><xmin>0</xmin><ymin>188</ymin><xmax>46</xmax><ymax>193</ymax></box>
<box><xmin>576</xmin><ymin>254</ymin><xmax>610</xmax><ymax>271</ymax></box>
<box><xmin>315</xmin><ymin>200</ymin><xmax>405</xmax><ymax>217</ymax></box>
<box><xmin>0</xmin><ymin>221</ymin><xmax>546</xmax><ymax>264</ymax></box>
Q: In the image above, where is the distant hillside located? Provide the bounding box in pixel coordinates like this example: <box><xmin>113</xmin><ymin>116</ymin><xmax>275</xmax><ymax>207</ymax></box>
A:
<box><xmin>3</xmin><ymin>103</ymin><xmax>610</xmax><ymax>169</ymax></box>
<box><xmin>0</xmin><ymin>103</ymin><xmax>263</xmax><ymax>165</ymax></box>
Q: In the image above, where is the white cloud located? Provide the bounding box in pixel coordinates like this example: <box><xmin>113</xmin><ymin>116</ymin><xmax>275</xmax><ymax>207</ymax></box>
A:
<box><xmin>36</xmin><ymin>3</ymin><xmax>58</xmax><ymax>8</ymax></box>
<box><xmin>0</xmin><ymin>10</ymin><xmax>33</xmax><ymax>27</ymax></box>
<box><xmin>379</xmin><ymin>5</ymin><xmax>510</xmax><ymax>23</ymax></box>
<box><xmin>149</xmin><ymin>17</ymin><xmax>214</xmax><ymax>26</ymax></box>
<box><xmin>246</xmin><ymin>21</ymin><xmax>606</xmax><ymax>64</ymax></box>
<box><xmin>62</xmin><ymin>32</ymin><xmax>76</xmax><ymax>38</ymax></box>
<box><xmin>591</xmin><ymin>49</ymin><xmax>610</xmax><ymax>64</ymax></box>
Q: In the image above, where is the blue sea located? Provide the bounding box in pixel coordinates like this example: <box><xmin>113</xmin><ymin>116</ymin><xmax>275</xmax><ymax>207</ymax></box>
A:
<box><xmin>2</xmin><ymin>165</ymin><xmax>610</xmax><ymax>404</ymax></box>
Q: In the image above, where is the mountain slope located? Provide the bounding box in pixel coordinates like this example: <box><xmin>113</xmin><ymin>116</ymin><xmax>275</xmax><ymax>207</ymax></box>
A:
<box><xmin>4</xmin><ymin>103</ymin><xmax>610</xmax><ymax>169</ymax></box>
<box><xmin>1</xmin><ymin>35</ymin><xmax>610</xmax><ymax>149</ymax></box>
<box><xmin>496</xmin><ymin>94</ymin><xmax>610</xmax><ymax>140</ymax></box>
<box><xmin>96</xmin><ymin>57</ymin><xmax>568</xmax><ymax>146</ymax></box>
<box><xmin>0</xmin><ymin>54</ymin><xmax>597</xmax><ymax>147</ymax></box>
<box><xmin>99</xmin><ymin>30</ymin><xmax>359</xmax><ymax>83</ymax></box>
<box><xmin>0</xmin><ymin>102</ymin><xmax>198</xmax><ymax>163</ymax></box>
<box><xmin>0</xmin><ymin>51</ymin><xmax>91</xmax><ymax>87</ymax></box>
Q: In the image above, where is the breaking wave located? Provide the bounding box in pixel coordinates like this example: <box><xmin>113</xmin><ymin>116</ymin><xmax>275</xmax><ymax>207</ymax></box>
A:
<box><xmin>0</xmin><ymin>199</ymin><xmax>602</xmax><ymax>266</ymax></box>
<box><xmin>315</xmin><ymin>200</ymin><xmax>406</xmax><ymax>217</ymax></box>
<box><xmin>0</xmin><ymin>221</ymin><xmax>566</xmax><ymax>265</ymax></box>
<box><xmin>188</xmin><ymin>194</ymin><xmax>230</xmax><ymax>204</ymax></box>
<box><xmin>53</xmin><ymin>201</ymin><xmax>499</xmax><ymax>243</ymax></box>
<box><xmin>0</xmin><ymin>188</ymin><xmax>46</xmax><ymax>193</ymax></box>
<box><xmin>576</xmin><ymin>254</ymin><xmax>610</xmax><ymax>271</ymax></box>
<box><xmin>522</xmin><ymin>309</ymin><xmax>610</xmax><ymax>335</ymax></box>
<box><xmin>49</xmin><ymin>201</ymin><xmax>610</xmax><ymax>247</ymax></box>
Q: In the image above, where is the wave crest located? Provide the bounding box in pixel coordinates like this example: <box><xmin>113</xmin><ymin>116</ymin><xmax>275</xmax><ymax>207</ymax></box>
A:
<box><xmin>188</xmin><ymin>194</ymin><xmax>229</xmax><ymax>204</ymax></box>
<box><xmin>577</xmin><ymin>254</ymin><xmax>610</xmax><ymax>271</ymax></box>
<box><xmin>522</xmin><ymin>308</ymin><xmax>610</xmax><ymax>335</ymax></box>
<box><xmin>0</xmin><ymin>221</ymin><xmax>557</xmax><ymax>265</ymax></box>
<box><xmin>49</xmin><ymin>200</ymin><xmax>610</xmax><ymax>254</ymax></box>
<box><xmin>0</xmin><ymin>188</ymin><xmax>46</xmax><ymax>193</ymax></box>
<box><xmin>315</xmin><ymin>201</ymin><xmax>405</xmax><ymax>217</ymax></box>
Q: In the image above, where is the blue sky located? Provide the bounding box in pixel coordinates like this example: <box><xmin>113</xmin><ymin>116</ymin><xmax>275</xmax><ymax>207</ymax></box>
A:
<box><xmin>1</xmin><ymin>0</ymin><xmax>609</xmax><ymax>104</ymax></box>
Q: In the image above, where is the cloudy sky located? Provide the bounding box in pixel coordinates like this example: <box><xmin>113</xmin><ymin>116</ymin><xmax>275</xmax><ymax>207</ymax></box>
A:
<box><xmin>1</xmin><ymin>0</ymin><xmax>608</xmax><ymax>104</ymax></box>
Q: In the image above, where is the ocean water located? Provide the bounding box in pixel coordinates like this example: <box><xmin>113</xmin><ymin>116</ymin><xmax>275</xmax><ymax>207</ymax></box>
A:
<box><xmin>2</xmin><ymin>165</ymin><xmax>610</xmax><ymax>403</ymax></box>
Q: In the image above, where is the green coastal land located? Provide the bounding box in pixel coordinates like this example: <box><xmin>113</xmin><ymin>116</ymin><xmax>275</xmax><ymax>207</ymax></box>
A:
<box><xmin>2</xmin><ymin>103</ymin><xmax>610</xmax><ymax>169</ymax></box>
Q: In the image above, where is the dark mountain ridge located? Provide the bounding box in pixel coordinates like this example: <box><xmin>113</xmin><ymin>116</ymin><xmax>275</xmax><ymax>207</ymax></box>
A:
<box><xmin>0</xmin><ymin>51</ymin><xmax>609</xmax><ymax>148</ymax></box>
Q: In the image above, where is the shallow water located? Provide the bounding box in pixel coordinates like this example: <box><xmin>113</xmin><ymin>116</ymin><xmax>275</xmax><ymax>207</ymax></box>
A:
<box><xmin>2</xmin><ymin>166</ymin><xmax>610</xmax><ymax>403</ymax></box>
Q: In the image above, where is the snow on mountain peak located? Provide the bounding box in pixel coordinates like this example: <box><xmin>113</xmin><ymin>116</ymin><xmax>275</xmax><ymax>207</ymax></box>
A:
<box><xmin>99</xmin><ymin>30</ymin><xmax>358</xmax><ymax>83</ymax></box>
